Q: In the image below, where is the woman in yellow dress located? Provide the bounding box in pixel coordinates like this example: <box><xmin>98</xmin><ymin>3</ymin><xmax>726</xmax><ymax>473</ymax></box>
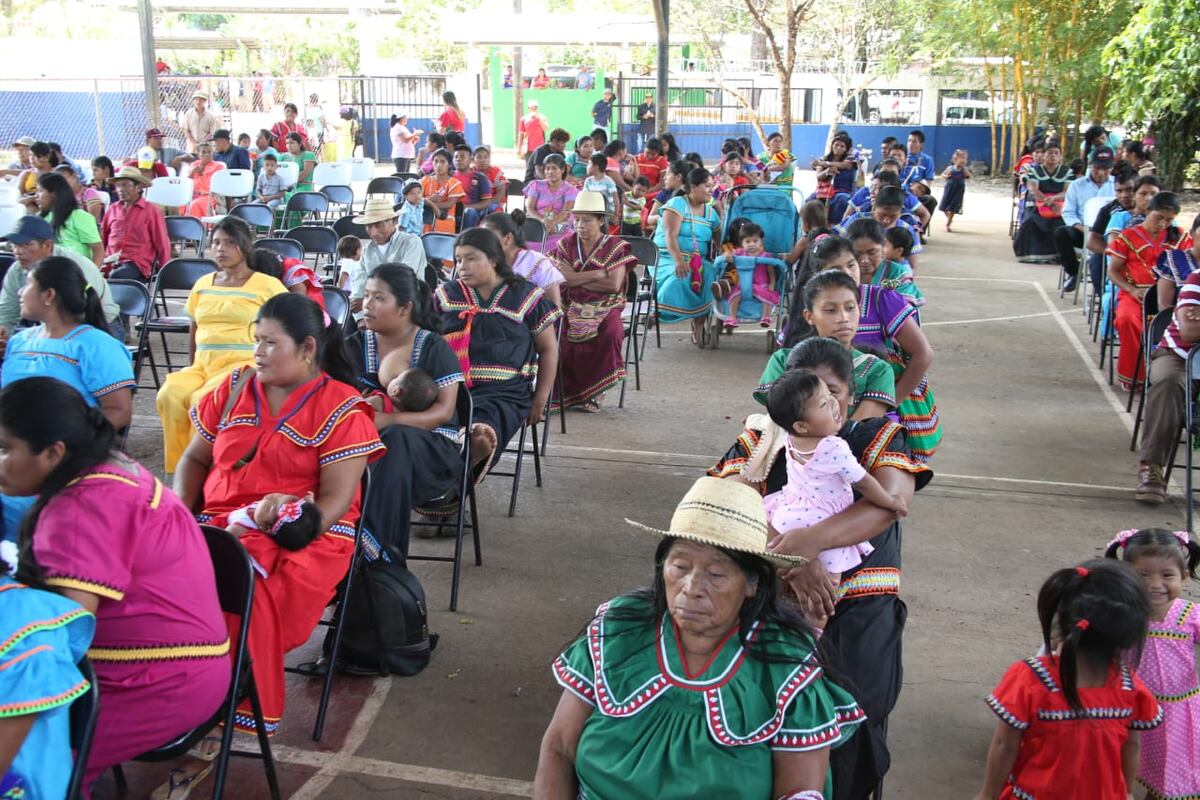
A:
<box><xmin>156</xmin><ymin>216</ymin><xmax>286</xmax><ymax>471</ymax></box>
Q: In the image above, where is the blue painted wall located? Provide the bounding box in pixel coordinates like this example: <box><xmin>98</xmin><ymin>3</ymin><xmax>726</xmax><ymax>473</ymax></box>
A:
<box><xmin>0</xmin><ymin>91</ymin><xmax>145</xmax><ymax>161</ymax></box>
<box><xmin>360</xmin><ymin>117</ymin><xmax>483</xmax><ymax>163</ymax></box>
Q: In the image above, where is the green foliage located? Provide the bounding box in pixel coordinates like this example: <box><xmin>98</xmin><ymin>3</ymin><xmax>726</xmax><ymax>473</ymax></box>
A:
<box><xmin>178</xmin><ymin>13</ymin><xmax>230</xmax><ymax>31</ymax></box>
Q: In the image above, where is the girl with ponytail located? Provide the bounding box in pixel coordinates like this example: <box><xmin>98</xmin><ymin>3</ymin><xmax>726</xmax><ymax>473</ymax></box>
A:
<box><xmin>0</xmin><ymin>377</ymin><xmax>229</xmax><ymax>790</ymax></box>
<box><xmin>0</xmin><ymin>256</ymin><xmax>134</xmax><ymax>429</ymax></box>
<box><xmin>345</xmin><ymin>262</ymin><xmax>468</xmax><ymax>559</ymax></box>
<box><xmin>973</xmin><ymin>560</ymin><xmax>1160</xmax><ymax>800</ymax></box>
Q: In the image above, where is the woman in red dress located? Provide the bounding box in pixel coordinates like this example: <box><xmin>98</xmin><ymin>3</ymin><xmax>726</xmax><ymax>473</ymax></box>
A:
<box><xmin>174</xmin><ymin>293</ymin><xmax>385</xmax><ymax>742</ymax></box>
<box><xmin>270</xmin><ymin>102</ymin><xmax>308</xmax><ymax>152</ymax></box>
<box><xmin>1106</xmin><ymin>191</ymin><xmax>1182</xmax><ymax>390</ymax></box>
<box><xmin>438</xmin><ymin>91</ymin><xmax>467</xmax><ymax>136</ymax></box>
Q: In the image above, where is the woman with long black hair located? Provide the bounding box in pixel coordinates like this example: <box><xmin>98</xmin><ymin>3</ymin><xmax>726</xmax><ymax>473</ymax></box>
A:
<box><xmin>35</xmin><ymin>171</ymin><xmax>102</xmax><ymax>264</ymax></box>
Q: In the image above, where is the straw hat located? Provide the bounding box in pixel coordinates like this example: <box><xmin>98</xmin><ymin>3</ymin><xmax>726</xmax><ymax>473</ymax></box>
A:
<box><xmin>112</xmin><ymin>165</ymin><xmax>151</xmax><ymax>186</ymax></box>
<box><xmin>353</xmin><ymin>196</ymin><xmax>400</xmax><ymax>225</ymax></box>
<box><xmin>573</xmin><ymin>190</ymin><xmax>608</xmax><ymax>216</ymax></box>
<box><xmin>626</xmin><ymin>477</ymin><xmax>808</xmax><ymax>568</ymax></box>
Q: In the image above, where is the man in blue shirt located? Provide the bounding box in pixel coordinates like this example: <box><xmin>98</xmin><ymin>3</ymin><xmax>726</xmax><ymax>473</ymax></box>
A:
<box><xmin>906</xmin><ymin>130</ymin><xmax>937</xmax><ymax>219</ymax></box>
<box><xmin>1055</xmin><ymin>145</ymin><xmax>1114</xmax><ymax>292</ymax></box>
<box><xmin>212</xmin><ymin>129</ymin><xmax>251</xmax><ymax>171</ymax></box>
<box><xmin>592</xmin><ymin>89</ymin><xmax>615</xmax><ymax>131</ymax></box>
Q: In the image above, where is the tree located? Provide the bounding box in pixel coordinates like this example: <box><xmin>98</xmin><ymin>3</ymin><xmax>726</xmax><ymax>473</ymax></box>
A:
<box><xmin>1105</xmin><ymin>0</ymin><xmax>1200</xmax><ymax>190</ymax></box>
<box><xmin>740</xmin><ymin>0</ymin><xmax>817</xmax><ymax>149</ymax></box>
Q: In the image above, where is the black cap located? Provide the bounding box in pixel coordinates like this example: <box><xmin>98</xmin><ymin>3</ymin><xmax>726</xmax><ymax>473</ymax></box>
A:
<box><xmin>1091</xmin><ymin>146</ymin><xmax>1115</xmax><ymax>166</ymax></box>
<box><xmin>213</xmin><ymin>129</ymin><xmax>232</xmax><ymax>141</ymax></box>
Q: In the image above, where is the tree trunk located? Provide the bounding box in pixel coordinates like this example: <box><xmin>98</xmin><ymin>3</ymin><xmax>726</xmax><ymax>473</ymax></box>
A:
<box><xmin>1156</xmin><ymin>109</ymin><xmax>1200</xmax><ymax>192</ymax></box>
<box><xmin>750</xmin><ymin>29</ymin><xmax>768</xmax><ymax>67</ymax></box>
<box><xmin>777</xmin><ymin>68</ymin><xmax>792</xmax><ymax>149</ymax></box>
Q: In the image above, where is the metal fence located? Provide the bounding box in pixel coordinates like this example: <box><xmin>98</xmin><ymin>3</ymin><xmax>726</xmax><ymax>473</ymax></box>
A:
<box><xmin>338</xmin><ymin>75</ymin><xmax>482</xmax><ymax>161</ymax></box>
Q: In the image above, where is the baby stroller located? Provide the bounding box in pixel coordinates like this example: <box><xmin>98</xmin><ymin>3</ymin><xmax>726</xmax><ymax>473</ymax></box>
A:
<box><xmin>708</xmin><ymin>185</ymin><xmax>804</xmax><ymax>352</ymax></box>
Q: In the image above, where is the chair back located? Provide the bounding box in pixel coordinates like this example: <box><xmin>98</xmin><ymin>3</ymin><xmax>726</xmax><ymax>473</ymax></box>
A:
<box><xmin>275</xmin><ymin>161</ymin><xmax>300</xmax><ymax>188</ymax></box>
<box><xmin>1083</xmin><ymin>195</ymin><xmax>1110</xmax><ymax>228</ymax></box>
<box><xmin>228</xmin><ymin>202</ymin><xmax>275</xmax><ymax>234</ymax></box>
<box><xmin>256</xmin><ymin>237</ymin><xmax>305</xmax><ymax>261</ymax></box>
<box><xmin>505</xmin><ymin>177</ymin><xmax>525</xmax><ymax>196</ymax></box>
<box><xmin>165</xmin><ymin>215</ymin><xmax>205</xmax><ymax>254</ymax></box>
<box><xmin>422</xmin><ymin>232</ymin><xmax>457</xmax><ymax>263</ymax></box>
<box><xmin>392</xmin><ymin>172</ymin><xmax>421</xmax><ymax>183</ymax></box>
<box><xmin>366</xmin><ymin>176</ymin><xmax>405</xmax><ymax>197</ymax></box>
<box><xmin>333</xmin><ymin>214</ymin><xmax>368</xmax><ymax>240</ymax></box>
<box><xmin>67</xmin><ymin>658</ymin><xmax>99</xmax><ymax>800</ymax></box>
<box><xmin>109</xmin><ymin>278</ymin><xmax>152</xmax><ymax>319</ymax></box>
<box><xmin>344</xmin><ymin>158</ymin><xmax>376</xmax><ymax>182</ymax></box>
<box><xmin>619</xmin><ymin>235</ymin><xmax>658</xmax><ymax>268</ymax></box>
<box><xmin>284</xmin><ymin>191</ymin><xmax>330</xmax><ymax>217</ymax></box>
<box><xmin>153</xmin><ymin>257</ymin><xmax>217</xmax><ymax>293</ymax></box>
<box><xmin>0</xmin><ymin>203</ymin><xmax>23</xmax><ymax>237</ymax></box>
<box><xmin>1147</xmin><ymin>308</ymin><xmax>1173</xmax><ymax>352</ymax></box>
<box><xmin>323</xmin><ymin>287</ymin><xmax>351</xmax><ymax>329</ymax></box>
<box><xmin>285</xmin><ymin>225</ymin><xmax>339</xmax><ymax>256</ymax></box>
<box><xmin>313</xmin><ymin>162</ymin><xmax>353</xmax><ymax>190</ymax></box>
<box><xmin>210</xmin><ymin>168</ymin><xmax>254</xmax><ymax>199</ymax></box>
<box><xmin>199</xmin><ymin>524</ymin><xmax>255</xmax><ymax>617</ymax></box>
<box><xmin>146</xmin><ymin>177</ymin><xmax>194</xmax><ymax>208</ymax></box>
<box><xmin>520</xmin><ymin>217</ymin><xmax>547</xmax><ymax>249</ymax></box>
<box><xmin>322</xmin><ymin>185</ymin><xmax>354</xmax><ymax>206</ymax></box>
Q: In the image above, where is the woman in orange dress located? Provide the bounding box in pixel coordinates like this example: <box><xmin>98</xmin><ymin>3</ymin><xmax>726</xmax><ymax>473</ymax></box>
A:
<box><xmin>420</xmin><ymin>148</ymin><xmax>465</xmax><ymax>234</ymax></box>
<box><xmin>183</xmin><ymin>142</ymin><xmax>227</xmax><ymax>218</ymax></box>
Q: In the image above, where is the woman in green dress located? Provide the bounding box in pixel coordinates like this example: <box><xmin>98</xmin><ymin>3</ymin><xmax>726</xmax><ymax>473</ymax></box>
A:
<box><xmin>280</xmin><ymin>131</ymin><xmax>317</xmax><ymax>226</ymax></box>
<box><xmin>533</xmin><ymin>476</ymin><xmax>864</xmax><ymax>800</ymax></box>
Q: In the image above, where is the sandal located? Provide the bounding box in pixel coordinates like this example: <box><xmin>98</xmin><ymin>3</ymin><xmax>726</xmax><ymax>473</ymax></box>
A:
<box><xmin>150</xmin><ymin>763</ymin><xmax>215</xmax><ymax>800</ymax></box>
<box><xmin>185</xmin><ymin>735</ymin><xmax>222</xmax><ymax>763</ymax></box>
<box><xmin>576</xmin><ymin>399</ymin><xmax>602</xmax><ymax>413</ymax></box>
<box><xmin>759</xmin><ymin>316</ymin><xmax>772</xmax><ymax>328</ymax></box>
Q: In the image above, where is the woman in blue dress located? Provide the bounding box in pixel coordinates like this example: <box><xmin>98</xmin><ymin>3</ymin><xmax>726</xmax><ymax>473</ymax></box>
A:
<box><xmin>0</xmin><ymin>256</ymin><xmax>134</xmax><ymax>429</ymax></box>
<box><xmin>652</xmin><ymin>167</ymin><xmax>721</xmax><ymax>346</ymax></box>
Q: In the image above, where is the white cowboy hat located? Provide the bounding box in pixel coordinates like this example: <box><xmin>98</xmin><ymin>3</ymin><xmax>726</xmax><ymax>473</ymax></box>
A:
<box><xmin>353</xmin><ymin>196</ymin><xmax>400</xmax><ymax>226</ymax></box>
<box><xmin>572</xmin><ymin>191</ymin><xmax>608</xmax><ymax>216</ymax></box>
<box><xmin>626</xmin><ymin>477</ymin><xmax>808</xmax><ymax>569</ymax></box>
<box><xmin>112</xmin><ymin>165</ymin><xmax>151</xmax><ymax>186</ymax></box>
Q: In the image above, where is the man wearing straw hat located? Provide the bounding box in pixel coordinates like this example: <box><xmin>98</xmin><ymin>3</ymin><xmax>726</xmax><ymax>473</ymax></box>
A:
<box><xmin>534</xmin><ymin>476</ymin><xmax>864</xmax><ymax>799</ymax></box>
<box><xmin>100</xmin><ymin>165</ymin><xmax>171</xmax><ymax>281</ymax></box>
<box><xmin>355</xmin><ymin>196</ymin><xmax>426</xmax><ymax>279</ymax></box>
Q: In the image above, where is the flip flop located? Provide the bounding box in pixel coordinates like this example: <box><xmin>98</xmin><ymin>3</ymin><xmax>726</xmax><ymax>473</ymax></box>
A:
<box><xmin>185</xmin><ymin>735</ymin><xmax>222</xmax><ymax>763</ymax></box>
<box><xmin>150</xmin><ymin>763</ymin><xmax>215</xmax><ymax>800</ymax></box>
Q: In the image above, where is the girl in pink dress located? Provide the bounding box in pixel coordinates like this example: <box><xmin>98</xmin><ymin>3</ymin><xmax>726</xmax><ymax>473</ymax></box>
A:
<box><xmin>1106</xmin><ymin>527</ymin><xmax>1200</xmax><ymax>800</ymax></box>
<box><xmin>762</xmin><ymin>368</ymin><xmax>907</xmax><ymax>595</ymax></box>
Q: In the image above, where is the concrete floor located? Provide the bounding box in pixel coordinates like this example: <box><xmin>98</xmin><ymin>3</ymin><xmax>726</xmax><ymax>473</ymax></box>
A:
<box><xmin>97</xmin><ymin>183</ymin><xmax>1196</xmax><ymax>799</ymax></box>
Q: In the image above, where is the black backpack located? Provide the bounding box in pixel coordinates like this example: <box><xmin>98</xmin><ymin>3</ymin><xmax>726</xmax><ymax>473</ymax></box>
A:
<box><xmin>326</xmin><ymin>554</ymin><xmax>438</xmax><ymax>676</ymax></box>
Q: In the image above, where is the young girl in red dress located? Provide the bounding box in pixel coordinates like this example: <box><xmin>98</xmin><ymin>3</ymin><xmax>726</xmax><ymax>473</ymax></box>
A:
<box><xmin>973</xmin><ymin>560</ymin><xmax>1161</xmax><ymax>800</ymax></box>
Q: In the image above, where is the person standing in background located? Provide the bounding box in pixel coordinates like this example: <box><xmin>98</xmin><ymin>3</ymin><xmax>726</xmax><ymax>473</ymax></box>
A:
<box><xmin>182</xmin><ymin>92</ymin><xmax>220</xmax><ymax>152</ymax></box>
<box><xmin>592</xmin><ymin>89</ymin><xmax>615</xmax><ymax>133</ymax></box>
<box><xmin>517</xmin><ymin>101</ymin><xmax>549</xmax><ymax>159</ymax></box>
<box><xmin>635</xmin><ymin>93</ymin><xmax>656</xmax><ymax>153</ymax></box>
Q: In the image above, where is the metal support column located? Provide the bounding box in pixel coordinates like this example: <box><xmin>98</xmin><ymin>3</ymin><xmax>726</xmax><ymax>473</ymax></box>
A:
<box><xmin>136</xmin><ymin>0</ymin><xmax>160</xmax><ymax>127</ymax></box>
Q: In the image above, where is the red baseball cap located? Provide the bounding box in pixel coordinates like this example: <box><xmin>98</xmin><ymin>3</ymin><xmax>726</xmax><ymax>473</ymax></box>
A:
<box><xmin>145</xmin><ymin>128</ymin><xmax>164</xmax><ymax>139</ymax></box>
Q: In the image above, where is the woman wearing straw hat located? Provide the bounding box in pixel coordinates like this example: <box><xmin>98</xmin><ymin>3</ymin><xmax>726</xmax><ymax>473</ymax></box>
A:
<box><xmin>533</xmin><ymin>476</ymin><xmax>864</xmax><ymax>800</ymax></box>
<box><xmin>709</xmin><ymin>337</ymin><xmax>932</xmax><ymax>800</ymax></box>
<box><xmin>546</xmin><ymin>190</ymin><xmax>635</xmax><ymax>412</ymax></box>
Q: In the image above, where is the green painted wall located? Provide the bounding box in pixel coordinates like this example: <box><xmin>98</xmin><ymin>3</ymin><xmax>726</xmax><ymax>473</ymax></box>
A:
<box><xmin>489</xmin><ymin>56</ymin><xmax>608</xmax><ymax>148</ymax></box>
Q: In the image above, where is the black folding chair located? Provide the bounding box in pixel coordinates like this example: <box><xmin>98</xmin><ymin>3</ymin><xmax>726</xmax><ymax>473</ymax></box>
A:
<box><xmin>1126</xmin><ymin>290</ymin><xmax>1160</xmax><ymax>410</ymax></box>
<box><xmin>520</xmin><ymin>217</ymin><xmax>547</xmax><ymax>250</ymax></box>
<box><xmin>1131</xmin><ymin>309</ymin><xmax>1175</xmax><ymax>451</ymax></box>
<box><xmin>409</xmin><ymin>389</ymin><xmax>482</xmax><ymax>611</ymax></box>
<box><xmin>619</xmin><ymin>265</ymin><xmax>645</xmax><ymax>408</ymax></box>
<box><xmin>490</xmin><ymin>389</ymin><xmax>543</xmax><ymax>518</ymax></box>
<box><xmin>321</xmin><ymin>185</ymin><xmax>354</xmax><ymax>221</ymax></box>
<box><xmin>67</xmin><ymin>658</ymin><xmax>99</xmax><ymax>800</ymax></box>
<box><xmin>505</xmin><ymin>177</ymin><xmax>525</xmax><ymax>199</ymax></box>
<box><xmin>322</xmin><ymin>286</ymin><xmax>350</xmax><ymax>330</ymax></box>
<box><xmin>108</xmin><ymin>279</ymin><xmax>154</xmax><ymax>389</ymax></box>
<box><xmin>1184</xmin><ymin>345</ymin><xmax>1200</xmax><ymax>533</ymax></box>
<box><xmin>143</xmin><ymin>258</ymin><xmax>217</xmax><ymax>383</ymax></box>
<box><xmin>285</xmin><ymin>225</ymin><xmax>339</xmax><ymax>274</ymax></box>
<box><xmin>1099</xmin><ymin>285</ymin><xmax>1119</xmax><ymax>385</ymax></box>
<box><xmin>542</xmin><ymin>317</ymin><xmax>567</xmax><ymax>456</ymax></box>
<box><xmin>113</xmin><ymin>526</ymin><xmax>280</xmax><ymax>799</ymax></box>
<box><xmin>228</xmin><ymin>202</ymin><xmax>275</xmax><ymax>237</ymax></box>
<box><xmin>276</xmin><ymin>191</ymin><xmax>329</xmax><ymax>232</ymax></box>
<box><xmin>165</xmin><ymin>215</ymin><xmax>205</xmax><ymax>256</ymax></box>
<box><xmin>391</xmin><ymin>172</ymin><xmax>421</xmax><ymax>183</ymax></box>
<box><xmin>256</xmin><ymin>237</ymin><xmax>305</xmax><ymax>262</ymax></box>
<box><xmin>332</xmin><ymin>214</ymin><xmax>368</xmax><ymax>241</ymax></box>
<box><xmin>365</xmin><ymin>177</ymin><xmax>405</xmax><ymax>206</ymax></box>
<box><xmin>284</xmin><ymin>472</ymin><xmax>371</xmax><ymax>740</ymax></box>
<box><xmin>620</xmin><ymin>235</ymin><xmax>661</xmax><ymax>353</ymax></box>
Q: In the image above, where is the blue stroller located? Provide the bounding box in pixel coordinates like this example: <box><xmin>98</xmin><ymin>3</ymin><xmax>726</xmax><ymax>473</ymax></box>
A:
<box><xmin>708</xmin><ymin>186</ymin><xmax>804</xmax><ymax>351</ymax></box>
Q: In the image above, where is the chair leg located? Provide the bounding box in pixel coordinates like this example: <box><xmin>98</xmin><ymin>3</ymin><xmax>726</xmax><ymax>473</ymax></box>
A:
<box><xmin>1127</xmin><ymin>347</ymin><xmax>1144</xmax><ymax>411</ymax></box>
<box><xmin>1132</xmin><ymin>374</ymin><xmax>1150</xmax><ymax>451</ymax></box>
<box><xmin>1188</xmin><ymin>394</ymin><xmax>1195</xmax><ymax>534</ymax></box>
<box><xmin>313</xmin><ymin>550</ymin><xmax>360</xmax><ymax>741</ymax></box>
<box><xmin>507</xmin><ymin>424</ymin><xmax>527</xmax><ymax>518</ymax></box>
<box><xmin>532</xmin><ymin>423</ymin><xmax>543</xmax><ymax>488</ymax></box>
<box><xmin>449</xmin><ymin>488</ymin><xmax>467</xmax><ymax>613</ymax></box>
<box><xmin>469</xmin><ymin>484</ymin><xmax>482</xmax><ymax>567</ymax></box>
<box><xmin>247</xmin><ymin>682</ymin><xmax>282</xmax><ymax>800</ymax></box>
<box><xmin>113</xmin><ymin>764</ymin><xmax>128</xmax><ymax>792</ymax></box>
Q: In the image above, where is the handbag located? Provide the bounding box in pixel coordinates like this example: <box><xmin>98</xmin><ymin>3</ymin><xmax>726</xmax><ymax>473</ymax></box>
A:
<box><xmin>566</xmin><ymin>299</ymin><xmax>606</xmax><ymax>342</ymax></box>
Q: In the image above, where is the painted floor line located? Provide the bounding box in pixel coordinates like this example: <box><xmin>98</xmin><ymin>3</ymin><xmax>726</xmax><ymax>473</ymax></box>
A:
<box><xmin>289</xmin><ymin>675</ymin><xmax>392</xmax><ymax>799</ymax></box>
<box><xmin>275</xmin><ymin>747</ymin><xmax>534</xmax><ymax>798</ymax></box>
<box><xmin>936</xmin><ymin>473</ymin><xmax>1130</xmax><ymax>493</ymax></box>
<box><xmin>923</xmin><ymin>309</ymin><xmax>1081</xmax><ymax>327</ymax></box>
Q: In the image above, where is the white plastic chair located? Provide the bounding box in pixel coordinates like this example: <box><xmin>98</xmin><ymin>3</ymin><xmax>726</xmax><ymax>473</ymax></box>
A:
<box><xmin>313</xmin><ymin>162</ymin><xmax>352</xmax><ymax>190</ymax></box>
<box><xmin>0</xmin><ymin>204</ymin><xmax>23</xmax><ymax>237</ymax></box>
<box><xmin>200</xmin><ymin>169</ymin><xmax>256</xmax><ymax>225</ymax></box>
<box><xmin>146</xmin><ymin>177</ymin><xmax>194</xmax><ymax>208</ymax></box>
<box><xmin>275</xmin><ymin>162</ymin><xmax>300</xmax><ymax>189</ymax></box>
<box><xmin>342</xmin><ymin>158</ymin><xmax>375</xmax><ymax>182</ymax></box>
<box><xmin>166</xmin><ymin>166</ymin><xmax>177</xmax><ymax>177</ymax></box>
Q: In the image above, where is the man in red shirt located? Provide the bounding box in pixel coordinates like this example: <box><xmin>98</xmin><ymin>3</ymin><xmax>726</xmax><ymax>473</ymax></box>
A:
<box><xmin>634</xmin><ymin>137</ymin><xmax>669</xmax><ymax>193</ymax></box>
<box><xmin>100</xmin><ymin>165</ymin><xmax>171</xmax><ymax>280</ymax></box>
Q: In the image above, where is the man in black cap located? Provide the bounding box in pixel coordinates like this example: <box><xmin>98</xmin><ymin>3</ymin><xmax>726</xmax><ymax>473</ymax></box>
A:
<box><xmin>212</xmin><ymin>128</ymin><xmax>251</xmax><ymax>171</ymax></box>
<box><xmin>1055</xmin><ymin>145</ymin><xmax>1115</xmax><ymax>292</ymax></box>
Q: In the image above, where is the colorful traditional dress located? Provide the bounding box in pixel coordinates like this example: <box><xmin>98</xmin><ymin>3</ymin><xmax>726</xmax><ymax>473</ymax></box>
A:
<box><xmin>156</xmin><ymin>269</ymin><xmax>287</xmax><ymax>472</ymax></box>
<box><xmin>420</xmin><ymin>174</ymin><xmax>466</xmax><ymax>234</ymax></box>
<box><xmin>0</xmin><ymin>577</ymin><xmax>94</xmax><ymax>800</ymax></box>
<box><xmin>754</xmin><ymin>347</ymin><xmax>895</xmax><ymax>413</ymax></box>
<box><xmin>553</xmin><ymin>594</ymin><xmax>865</xmax><ymax>799</ymax></box>
<box><xmin>1132</xmin><ymin>598</ymin><xmax>1200</xmax><ymax>800</ymax></box>
<box><xmin>1155</xmin><ymin>242</ymin><xmax>1199</xmax><ymax>288</ymax></box>
<box><xmin>183</xmin><ymin>159</ymin><xmax>227</xmax><ymax>218</ymax></box>
<box><xmin>836</xmin><ymin>212</ymin><xmax>924</xmax><ymax>261</ymax></box>
<box><xmin>280</xmin><ymin>256</ymin><xmax>327</xmax><ymax>310</ymax></box>
<box><xmin>709</xmin><ymin>416</ymin><xmax>932</xmax><ymax>798</ymax></box>
<box><xmin>33</xmin><ymin>457</ymin><xmax>230</xmax><ymax>783</ymax></box>
<box><xmin>348</xmin><ymin>328</ymin><xmax>465</xmax><ymax>562</ymax></box>
<box><xmin>191</xmin><ymin>370</ymin><xmax>385</xmax><ymax>733</ymax></box>
<box><xmin>512</xmin><ymin>248</ymin><xmax>566</xmax><ymax>294</ymax></box>
<box><xmin>1</xmin><ymin>323</ymin><xmax>134</xmax><ymax>405</ymax></box>
<box><xmin>855</xmin><ymin>283</ymin><xmax>940</xmax><ymax>461</ymax></box>
<box><xmin>1107</xmin><ymin>225</ymin><xmax>1178</xmax><ymax>389</ymax></box>
<box><xmin>434</xmin><ymin>278</ymin><xmax>561</xmax><ymax>470</ymax></box>
<box><xmin>1013</xmin><ymin>164</ymin><xmax>1073</xmax><ymax>261</ymax></box>
<box><xmin>985</xmin><ymin>656</ymin><xmax>1162</xmax><ymax>800</ymax></box>
<box><xmin>549</xmin><ymin>232</ymin><xmax>635</xmax><ymax>407</ymax></box>
<box><xmin>652</xmin><ymin>195</ymin><xmax>721</xmax><ymax>322</ymax></box>
<box><xmin>523</xmin><ymin>180</ymin><xmax>579</xmax><ymax>252</ymax></box>
<box><xmin>868</xmin><ymin>259</ymin><xmax>924</xmax><ymax>307</ymax></box>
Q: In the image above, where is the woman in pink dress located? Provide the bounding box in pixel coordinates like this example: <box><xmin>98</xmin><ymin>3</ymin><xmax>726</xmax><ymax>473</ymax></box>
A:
<box><xmin>523</xmin><ymin>154</ymin><xmax>578</xmax><ymax>253</ymax></box>
<box><xmin>0</xmin><ymin>377</ymin><xmax>228</xmax><ymax>792</ymax></box>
